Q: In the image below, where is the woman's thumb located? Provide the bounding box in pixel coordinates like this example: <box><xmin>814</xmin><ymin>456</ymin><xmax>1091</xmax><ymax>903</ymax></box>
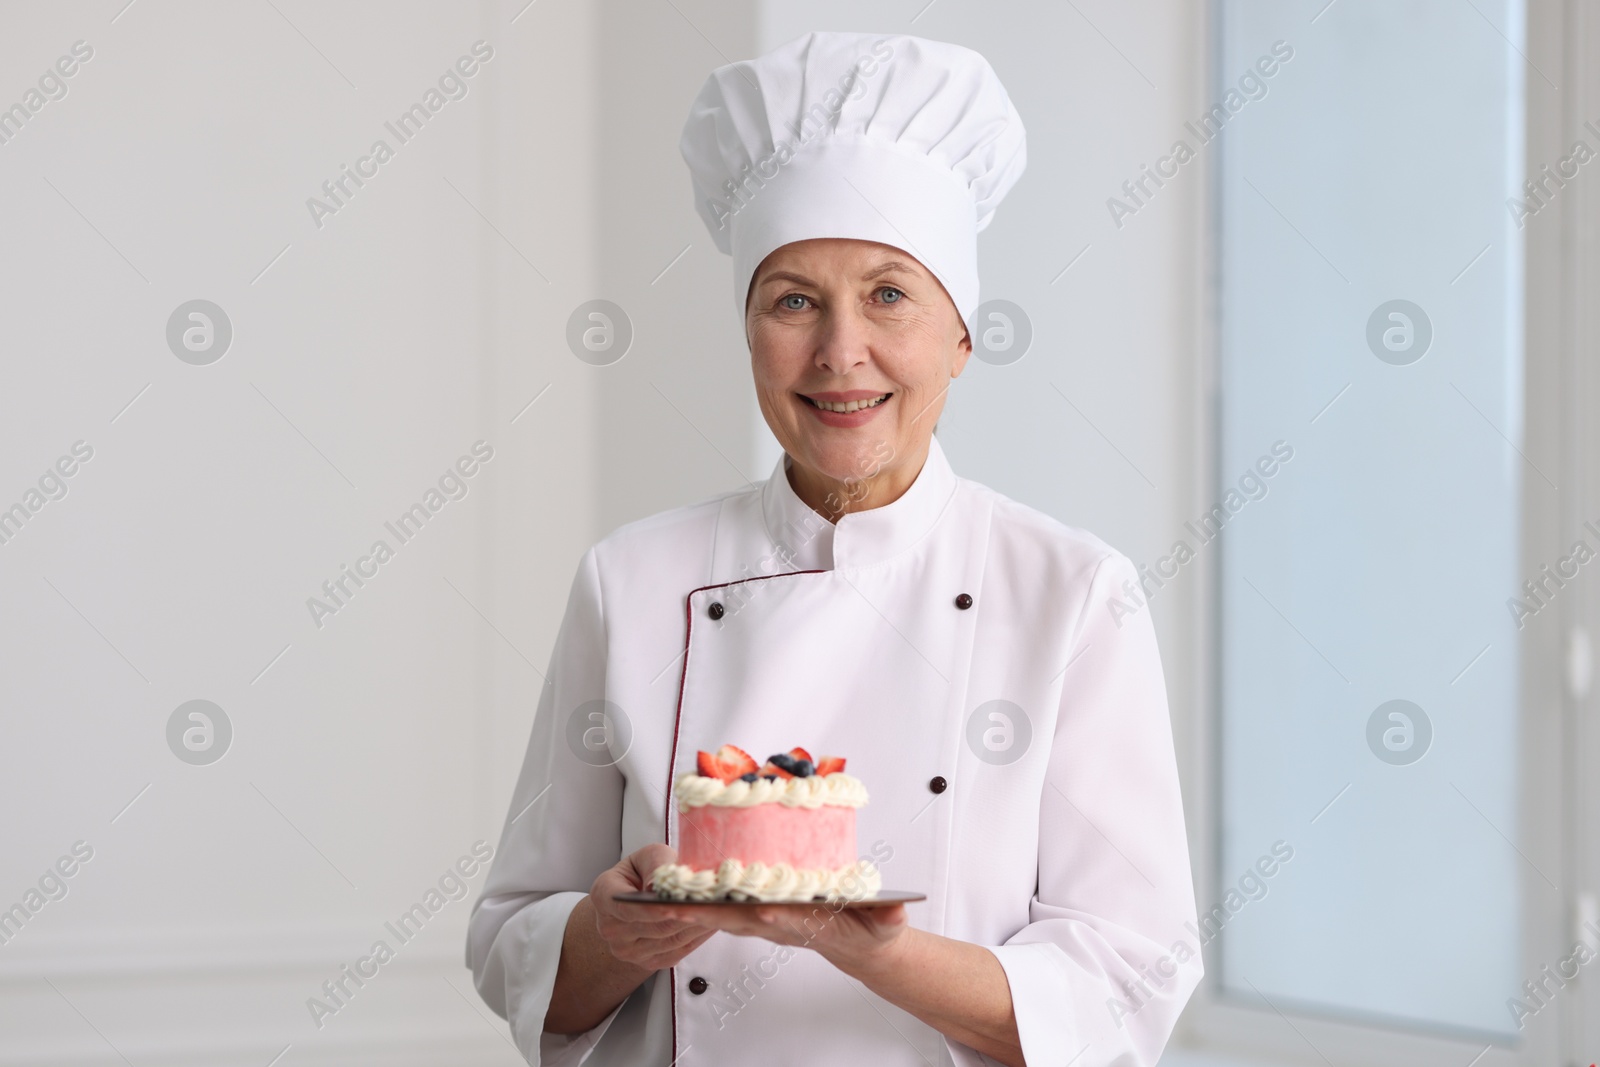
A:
<box><xmin>628</xmin><ymin>843</ymin><xmax>679</xmax><ymax>876</ymax></box>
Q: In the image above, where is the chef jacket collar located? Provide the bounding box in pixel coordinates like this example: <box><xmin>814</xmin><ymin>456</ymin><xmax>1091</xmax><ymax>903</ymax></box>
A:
<box><xmin>760</xmin><ymin>434</ymin><xmax>958</xmax><ymax>571</ymax></box>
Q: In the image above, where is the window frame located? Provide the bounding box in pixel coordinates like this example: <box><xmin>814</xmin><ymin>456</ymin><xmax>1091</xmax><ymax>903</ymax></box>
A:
<box><xmin>1172</xmin><ymin>0</ymin><xmax>1580</xmax><ymax>1063</ymax></box>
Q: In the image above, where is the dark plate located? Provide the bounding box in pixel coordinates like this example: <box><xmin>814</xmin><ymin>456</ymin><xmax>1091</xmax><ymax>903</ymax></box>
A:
<box><xmin>613</xmin><ymin>890</ymin><xmax>925</xmax><ymax>910</ymax></box>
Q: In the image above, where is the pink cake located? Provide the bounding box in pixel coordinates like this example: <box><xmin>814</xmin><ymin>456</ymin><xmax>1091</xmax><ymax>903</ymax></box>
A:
<box><xmin>648</xmin><ymin>744</ymin><xmax>881</xmax><ymax>902</ymax></box>
<box><xmin>678</xmin><ymin>803</ymin><xmax>856</xmax><ymax>871</ymax></box>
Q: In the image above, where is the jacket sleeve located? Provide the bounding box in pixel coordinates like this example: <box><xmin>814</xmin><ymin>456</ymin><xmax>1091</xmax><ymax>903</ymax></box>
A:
<box><xmin>984</xmin><ymin>551</ymin><xmax>1202</xmax><ymax>1066</ymax></box>
<box><xmin>465</xmin><ymin>546</ymin><xmax>629</xmax><ymax>1066</ymax></box>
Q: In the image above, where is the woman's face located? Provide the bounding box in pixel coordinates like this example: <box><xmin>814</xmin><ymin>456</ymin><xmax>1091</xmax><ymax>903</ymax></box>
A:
<box><xmin>745</xmin><ymin>238</ymin><xmax>971</xmax><ymax>506</ymax></box>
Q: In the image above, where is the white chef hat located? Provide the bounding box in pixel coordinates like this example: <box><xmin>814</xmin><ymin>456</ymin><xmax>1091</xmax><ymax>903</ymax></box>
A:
<box><xmin>679</xmin><ymin>31</ymin><xmax>1026</xmax><ymax>327</ymax></box>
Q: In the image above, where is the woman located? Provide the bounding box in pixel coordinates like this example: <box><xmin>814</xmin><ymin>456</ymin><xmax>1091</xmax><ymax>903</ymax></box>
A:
<box><xmin>467</xmin><ymin>30</ymin><xmax>1200</xmax><ymax>1067</ymax></box>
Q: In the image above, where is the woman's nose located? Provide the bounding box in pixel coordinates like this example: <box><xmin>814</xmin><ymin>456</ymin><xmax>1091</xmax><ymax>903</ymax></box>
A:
<box><xmin>813</xmin><ymin>308</ymin><xmax>872</xmax><ymax>375</ymax></box>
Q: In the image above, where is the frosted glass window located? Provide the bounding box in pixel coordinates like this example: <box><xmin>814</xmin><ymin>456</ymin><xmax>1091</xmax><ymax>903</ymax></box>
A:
<box><xmin>1215</xmin><ymin>0</ymin><xmax>1525</xmax><ymax>1038</ymax></box>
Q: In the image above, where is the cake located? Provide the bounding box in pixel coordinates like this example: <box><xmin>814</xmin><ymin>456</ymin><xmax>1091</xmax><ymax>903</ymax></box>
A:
<box><xmin>649</xmin><ymin>744</ymin><xmax>883</xmax><ymax>903</ymax></box>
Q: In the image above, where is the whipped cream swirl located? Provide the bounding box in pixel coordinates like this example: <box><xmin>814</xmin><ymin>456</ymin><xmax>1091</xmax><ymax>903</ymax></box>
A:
<box><xmin>673</xmin><ymin>771</ymin><xmax>868</xmax><ymax>812</ymax></box>
<box><xmin>649</xmin><ymin>858</ymin><xmax>882</xmax><ymax>903</ymax></box>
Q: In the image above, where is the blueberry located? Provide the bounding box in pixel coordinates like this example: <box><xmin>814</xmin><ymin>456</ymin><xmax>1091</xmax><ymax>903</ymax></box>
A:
<box><xmin>739</xmin><ymin>772</ymin><xmax>759</xmax><ymax>783</ymax></box>
<box><xmin>791</xmin><ymin>759</ymin><xmax>814</xmax><ymax>777</ymax></box>
<box><xmin>761</xmin><ymin>774</ymin><xmax>779</xmax><ymax>781</ymax></box>
<box><xmin>767</xmin><ymin>753</ymin><xmax>799</xmax><ymax>772</ymax></box>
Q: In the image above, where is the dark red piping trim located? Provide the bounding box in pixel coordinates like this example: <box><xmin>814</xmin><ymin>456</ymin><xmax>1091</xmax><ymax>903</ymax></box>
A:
<box><xmin>664</xmin><ymin>567</ymin><xmax>827</xmax><ymax>1062</ymax></box>
<box><xmin>663</xmin><ymin>569</ymin><xmax>829</xmax><ymax>845</ymax></box>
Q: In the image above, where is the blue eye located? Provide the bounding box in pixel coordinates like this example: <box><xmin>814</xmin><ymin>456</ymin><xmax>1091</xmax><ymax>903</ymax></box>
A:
<box><xmin>880</xmin><ymin>287</ymin><xmax>903</xmax><ymax>303</ymax></box>
<box><xmin>781</xmin><ymin>294</ymin><xmax>809</xmax><ymax>310</ymax></box>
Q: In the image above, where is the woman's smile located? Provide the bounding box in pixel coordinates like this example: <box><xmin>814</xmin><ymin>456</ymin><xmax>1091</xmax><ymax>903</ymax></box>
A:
<box><xmin>799</xmin><ymin>389</ymin><xmax>894</xmax><ymax>427</ymax></box>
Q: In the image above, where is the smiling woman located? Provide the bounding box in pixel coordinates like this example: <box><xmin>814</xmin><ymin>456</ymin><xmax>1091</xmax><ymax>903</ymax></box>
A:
<box><xmin>467</xmin><ymin>29</ymin><xmax>1200</xmax><ymax>1067</ymax></box>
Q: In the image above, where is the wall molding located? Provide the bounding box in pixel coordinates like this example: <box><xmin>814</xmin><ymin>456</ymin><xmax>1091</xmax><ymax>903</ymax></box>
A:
<box><xmin>1</xmin><ymin>923</ymin><xmax>524</xmax><ymax>1067</ymax></box>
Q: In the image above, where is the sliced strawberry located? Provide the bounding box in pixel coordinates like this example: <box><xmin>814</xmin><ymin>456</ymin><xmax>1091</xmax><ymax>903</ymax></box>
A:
<box><xmin>760</xmin><ymin>759</ymin><xmax>795</xmax><ymax>779</ymax></box>
<box><xmin>814</xmin><ymin>756</ymin><xmax>846</xmax><ymax>776</ymax></box>
<box><xmin>697</xmin><ymin>744</ymin><xmax>759</xmax><ymax>783</ymax></box>
<box><xmin>788</xmin><ymin>746</ymin><xmax>813</xmax><ymax>763</ymax></box>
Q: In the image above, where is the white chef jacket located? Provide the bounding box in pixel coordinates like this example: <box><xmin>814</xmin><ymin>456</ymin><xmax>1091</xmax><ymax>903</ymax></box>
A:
<box><xmin>466</xmin><ymin>434</ymin><xmax>1202</xmax><ymax>1066</ymax></box>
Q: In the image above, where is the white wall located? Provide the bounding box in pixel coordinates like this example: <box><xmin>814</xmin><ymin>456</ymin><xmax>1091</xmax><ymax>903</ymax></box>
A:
<box><xmin>0</xmin><ymin>1</ymin><xmax>1206</xmax><ymax>1063</ymax></box>
<box><xmin>0</xmin><ymin>1</ymin><xmax>600</xmax><ymax>1062</ymax></box>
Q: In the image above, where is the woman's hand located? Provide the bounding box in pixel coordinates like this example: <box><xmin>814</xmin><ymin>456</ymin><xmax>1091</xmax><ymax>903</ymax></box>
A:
<box><xmin>547</xmin><ymin>845</ymin><xmax>714</xmax><ymax>1035</ymax></box>
<box><xmin>657</xmin><ymin>897</ymin><xmax>911</xmax><ymax>979</ymax></box>
<box><xmin>588</xmin><ymin>844</ymin><xmax>717</xmax><ymax>971</ymax></box>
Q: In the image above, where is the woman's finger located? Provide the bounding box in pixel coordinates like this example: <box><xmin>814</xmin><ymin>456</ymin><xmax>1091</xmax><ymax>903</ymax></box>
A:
<box><xmin>601</xmin><ymin>900</ymin><xmax>710</xmax><ymax>937</ymax></box>
<box><xmin>675</xmin><ymin>909</ymin><xmax>779</xmax><ymax>939</ymax></box>
<box><xmin>606</xmin><ymin>900</ymin><xmax>666</xmax><ymax>924</ymax></box>
<box><xmin>654</xmin><ymin>922</ymin><xmax>713</xmax><ymax>948</ymax></box>
<box><xmin>600</xmin><ymin>911</ymin><xmax>686</xmax><ymax>942</ymax></box>
<box><xmin>650</xmin><ymin>927</ymin><xmax>718</xmax><ymax>967</ymax></box>
<box><xmin>641</xmin><ymin>915</ymin><xmax>700</xmax><ymax>937</ymax></box>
